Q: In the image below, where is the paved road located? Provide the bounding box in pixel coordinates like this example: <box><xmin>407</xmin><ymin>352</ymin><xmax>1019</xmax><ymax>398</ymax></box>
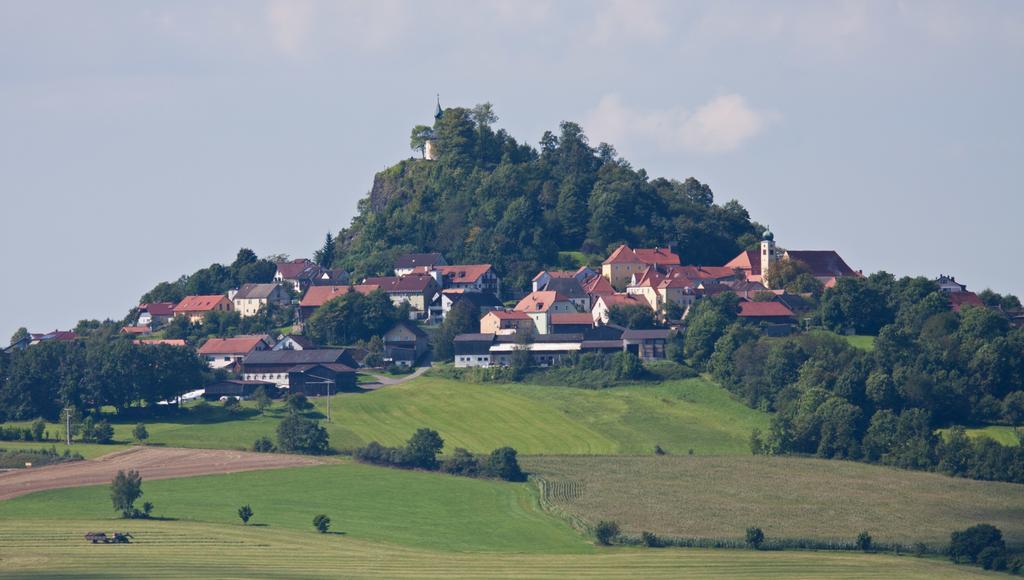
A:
<box><xmin>0</xmin><ymin>447</ymin><xmax>321</xmax><ymax>501</ymax></box>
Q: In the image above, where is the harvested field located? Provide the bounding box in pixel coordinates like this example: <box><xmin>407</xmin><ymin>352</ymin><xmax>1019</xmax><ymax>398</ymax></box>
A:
<box><xmin>525</xmin><ymin>455</ymin><xmax>1024</xmax><ymax>548</ymax></box>
<box><xmin>0</xmin><ymin>446</ymin><xmax>319</xmax><ymax>500</ymax></box>
<box><xmin>0</xmin><ymin>519</ymin><xmax>996</xmax><ymax>579</ymax></box>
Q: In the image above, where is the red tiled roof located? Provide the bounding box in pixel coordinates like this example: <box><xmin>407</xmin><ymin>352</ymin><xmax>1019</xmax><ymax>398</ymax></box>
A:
<box><xmin>738</xmin><ymin>301</ymin><xmax>795</xmax><ymax>318</ymax></box>
<box><xmin>120</xmin><ymin>326</ymin><xmax>151</xmax><ymax>335</ymax></box>
<box><xmin>597</xmin><ymin>294</ymin><xmax>644</xmax><ymax>308</ymax></box>
<box><xmin>725</xmin><ymin>250</ymin><xmax>760</xmax><ymax>275</ymax></box>
<box><xmin>174</xmin><ymin>295</ymin><xmax>230</xmax><ymax>313</ymax></box>
<box><xmin>634</xmin><ymin>247</ymin><xmax>681</xmax><ymax>266</ymax></box>
<box><xmin>139</xmin><ymin>302</ymin><xmax>177</xmax><ymax>316</ymax></box>
<box><xmin>671</xmin><ymin>265</ymin><xmax>737</xmax><ymax>280</ymax></box>
<box><xmin>198</xmin><ymin>335</ymin><xmax>270</xmax><ymax>355</ymax></box>
<box><xmin>658</xmin><ymin>277</ymin><xmax>696</xmax><ymax>289</ymax></box>
<box><xmin>785</xmin><ymin>251</ymin><xmax>857</xmax><ymax>277</ymax></box>
<box><xmin>550</xmin><ymin>313</ymin><xmax>594</xmax><ymax>325</ymax></box>
<box><xmin>532</xmin><ymin>270</ymin><xmax>576</xmax><ymax>282</ymax></box>
<box><xmin>363</xmin><ymin>274</ymin><xmax>437</xmax><ymax>293</ymax></box>
<box><xmin>949</xmin><ymin>291</ymin><xmax>985</xmax><ymax>313</ymax></box>
<box><xmin>604</xmin><ymin>245</ymin><xmax>680</xmax><ymax>266</ymax></box>
<box><xmin>484</xmin><ymin>310</ymin><xmax>532</xmax><ymax>320</ymax></box>
<box><xmin>514</xmin><ymin>291</ymin><xmax>572</xmax><ymax>313</ymax></box>
<box><xmin>301</xmin><ymin>285</ymin><xmax>360</xmax><ymax>308</ymax></box>
<box><xmin>602</xmin><ymin>245</ymin><xmax>639</xmax><ymax>265</ymax></box>
<box><xmin>583</xmin><ymin>275</ymin><xmax>616</xmax><ymax>296</ymax></box>
<box><xmin>276</xmin><ymin>259</ymin><xmax>319</xmax><ymax>280</ymax></box>
<box><xmin>435</xmin><ymin>264</ymin><xmax>493</xmax><ymax>284</ymax></box>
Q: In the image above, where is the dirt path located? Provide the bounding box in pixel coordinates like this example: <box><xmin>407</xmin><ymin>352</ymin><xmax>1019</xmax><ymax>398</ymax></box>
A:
<box><xmin>0</xmin><ymin>447</ymin><xmax>321</xmax><ymax>501</ymax></box>
<box><xmin>360</xmin><ymin>365</ymin><xmax>430</xmax><ymax>388</ymax></box>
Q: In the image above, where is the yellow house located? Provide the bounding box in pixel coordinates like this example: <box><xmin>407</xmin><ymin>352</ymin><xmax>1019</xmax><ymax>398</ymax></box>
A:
<box><xmin>601</xmin><ymin>245</ymin><xmax>681</xmax><ymax>289</ymax></box>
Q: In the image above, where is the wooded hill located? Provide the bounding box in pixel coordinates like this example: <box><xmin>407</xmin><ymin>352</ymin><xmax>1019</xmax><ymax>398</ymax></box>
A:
<box><xmin>332</xmin><ymin>104</ymin><xmax>763</xmax><ymax>291</ymax></box>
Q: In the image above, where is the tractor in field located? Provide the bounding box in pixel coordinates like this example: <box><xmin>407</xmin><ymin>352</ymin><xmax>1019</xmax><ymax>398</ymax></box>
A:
<box><xmin>84</xmin><ymin>532</ymin><xmax>133</xmax><ymax>544</ymax></box>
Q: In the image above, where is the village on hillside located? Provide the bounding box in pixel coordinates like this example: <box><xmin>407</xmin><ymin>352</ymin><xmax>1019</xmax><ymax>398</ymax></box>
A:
<box><xmin>5</xmin><ymin>229</ymin><xmax>1010</xmax><ymax>401</ymax></box>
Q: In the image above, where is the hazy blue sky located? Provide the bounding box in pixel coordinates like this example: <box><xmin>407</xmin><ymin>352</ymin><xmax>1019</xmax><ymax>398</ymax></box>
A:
<box><xmin>2</xmin><ymin>1</ymin><xmax>1023</xmax><ymax>337</ymax></box>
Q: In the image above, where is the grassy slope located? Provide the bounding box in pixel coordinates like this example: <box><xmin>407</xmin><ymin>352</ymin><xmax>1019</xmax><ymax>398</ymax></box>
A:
<box><xmin>2</xmin><ymin>376</ymin><xmax>768</xmax><ymax>455</ymax></box>
<box><xmin>525</xmin><ymin>455</ymin><xmax>1024</xmax><ymax>548</ymax></box>
<box><xmin>961</xmin><ymin>425</ymin><xmax>1021</xmax><ymax>446</ymax></box>
<box><xmin>0</xmin><ymin>463</ymin><xmax>588</xmax><ymax>554</ymax></box>
<box><xmin>0</xmin><ymin>520</ymin><xmax>993</xmax><ymax>580</ymax></box>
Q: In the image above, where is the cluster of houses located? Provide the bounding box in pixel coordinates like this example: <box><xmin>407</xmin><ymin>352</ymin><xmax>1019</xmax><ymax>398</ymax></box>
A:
<box><xmin>7</xmin><ymin>230</ymin><xmax>1013</xmax><ymax>392</ymax></box>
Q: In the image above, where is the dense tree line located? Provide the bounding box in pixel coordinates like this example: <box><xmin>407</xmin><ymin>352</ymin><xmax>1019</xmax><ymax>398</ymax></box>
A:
<box><xmin>138</xmin><ymin>248</ymin><xmax>278</xmax><ymax>305</ymax></box>
<box><xmin>332</xmin><ymin>104</ymin><xmax>762</xmax><ymax>293</ymax></box>
<box><xmin>697</xmin><ymin>273</ymin><xmax>1024</xmax><ymax>483</ymax></box>
<box><xmin>0</xmin><ymin>332</ymin><xmax>208</xmax><ymax>421</ymax></box>
<box><xmin>354</xmin><ymin>427</ymin><xmax>525</xmax><ymax>482</ymax></box>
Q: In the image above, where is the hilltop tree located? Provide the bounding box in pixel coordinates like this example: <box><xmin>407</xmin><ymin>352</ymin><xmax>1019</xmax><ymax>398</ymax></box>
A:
<box><xmin>409</xmin><ymin>124</ymin><xmax>432</xmax><ymax>158</ymax></box>
<box><xmin>9</xmin><ymin>327</ymin><xmax>28</xmax><ymax>346</ymax></box>
<box><xmin>314</xmin><ymin>232</ymin><xmax>335</xmax><ymax>268</ymax></box>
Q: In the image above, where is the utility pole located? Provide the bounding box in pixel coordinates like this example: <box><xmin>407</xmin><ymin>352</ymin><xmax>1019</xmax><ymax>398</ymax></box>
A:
<box><xmin>64</xmin><ymin>406</ymin><xmax>72</xmax><ymax>446</ymax></box>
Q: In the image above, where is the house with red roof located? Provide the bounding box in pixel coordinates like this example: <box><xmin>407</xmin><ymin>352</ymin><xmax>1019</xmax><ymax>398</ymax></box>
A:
<box><xmin>433</xmin><ymin>264</ymin><xmax>500</xmax><ymax>295</ymax></box>
<box><xmin>480</xmin><ymin>310</ymin><xmax>535</xmax><ymax>335</ymax></box>
<box><xmin>549</xmin><ymin>312</ymin><xmax>594</xmax><ymax>334</ymax></box>
<box><xmin>198</xmin><ymin>334</ymin><xmax>274</xmax><ymax>369</ymax></box>
<box><xmin>601</xmin><ymin>244</ymin><xmax>680</xmax><ymax>289</ymax></box>
<box><xmin>362</xmin><ymin>274</ymin><xmax>441</xmax><ymax>320</ymax></box>
<box><xmin>298</xmin><ymin>284</ymin><xmax>380</xmax><ymax>321</ymax></box>
<box><xmin>592</xmin><ymin>293</ymin><xmax>646</xmax><ymax>325</ymax></box>
<box><xmin>948</xmin><ymin>291</ymin><xmax>985</xmax><ymax>313</ymax></box>
<box><xmin>173</xmin><ymin>295</ymin><xmax>232</xmax><ymax>324</ymax></box>
<box><xmin>514</xmin><ymin>290</ymin><xmax>579</xmax><ymax>334</ymax></box>
<box><xmin>274</xmin><ymin>258</ymin><xmax>323</xmax><ymax>293</ymax></box>
<box><xmin>137</xmin><ymin>302</ymin><xmax>177</xmax><ymax>328</ymax></box>
<box><xmin>738</xmin><ymin>300</ymin><xmax>796</xmax><ymax>324</ymax></box>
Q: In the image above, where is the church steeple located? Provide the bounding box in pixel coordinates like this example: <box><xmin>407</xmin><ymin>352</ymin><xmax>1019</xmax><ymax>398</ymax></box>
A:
<box><xmin>760</xmin><ymin>226</ymin><xmax>777</xmax><ymax>287</ymax></box>
<box><xmin>434</xmin><ymin>94</ymin><xmax>443</xmax><ymax>120</ymax></box>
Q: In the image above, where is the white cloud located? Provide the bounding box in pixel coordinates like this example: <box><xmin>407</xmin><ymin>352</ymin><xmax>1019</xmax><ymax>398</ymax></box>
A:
<box><xmin>584</xmin><ymin>94</ymin><xmax>777</xmax><ymax>154</ymax></box>
<box><xmin>266</xmin><ymin>0</ymin><xmax>314</xmax><ymax>57</ymax></box>
<box><xmin>589</xmin><ymin>0</ymin><xmax>668</xmax><ymax>46</ymax></box>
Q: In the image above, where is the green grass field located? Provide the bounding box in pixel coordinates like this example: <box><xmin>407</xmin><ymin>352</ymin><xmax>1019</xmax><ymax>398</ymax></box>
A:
<box><xmin>525</xmin><ymin>455</ymin><xmax>1024</xmax><ymax>548</ymax></box>
<box><xmin>0</xmin><ymin>463</ymin><xmax>588</xmax><ymax>554</ymax></box>
<box><xmin>0</xmin><ymin>519</ymin><xmax>994</xmax><ymax>579</ymax></box>
<box><xmin>939</xmin><ymin>425</ymin><xmax>1022</xmax><ymax>446</ymax></box>
<box><xmin>843</xmin><ymin>334</ymin><xmax>877</xmax><ymax>351</ymax></box>
<box><xmin>3</xmin><ymin>376</ymin><xmax>768</xmax><ymax>456</ymax></box>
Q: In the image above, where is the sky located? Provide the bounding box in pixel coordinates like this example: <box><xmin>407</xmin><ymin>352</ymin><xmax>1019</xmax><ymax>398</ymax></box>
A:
<box><xmin>1</xmin><ymin>0</ymin><xmax>1023</xmax><ymax>338</ymax></box>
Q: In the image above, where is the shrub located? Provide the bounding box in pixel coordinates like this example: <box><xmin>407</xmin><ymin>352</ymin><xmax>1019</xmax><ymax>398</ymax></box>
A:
<box><xmin>223</xmin><ymin>397</ymin><xmax>240</xmax><ymax>413</ymax></box>
<box><xmin>856</xmin><ymin>531</ymin><xmax>872</xmax><ymax>552</ymax></box>
<box><xmin>285</xmin><ymin>393</ymin><xmax>313</xmax><ymax>415</ymax></box>
<box><xmin>484</xmin><ymin>447</ymin><xmax>525</xmax><ymax>482</ymax></box>
<box><xmin>950</xmin><ymin>524</ymin><xmax>1005</xmax><ymax>564</ymax></box>
<box><xmin>253</xmin><ymin>387</ymin><xmax>272</xmax><ymax>414</ymax></box>
<box><xmin>141</xmin><ymin>501</ymin><xmax>154</xmax><ymax>518</ymax></box>
<box><xmin>30</xmin><ymin>418</ymin><xmax>46</xmax><ymax>442</ymax></box>
<box><xmin>252</xmin><ymin>436</ymin><xmax>276</xmax><ymax>453</ymax></box>
<box><xmin>110</xmin><ymin>469</ymin><xmax>143</xmax><ymax>518</ymax></box>
<box><xmin>238</xmin><ymin>504</ymin><xmax>253</xmax><ymax>525</ymax></box>
<box><xmin>610</xmin><ymin>351</ymin><xmax>643</xmax><ymax>381</ymax></box>
<box><xmin>978</xmin><ymin>546</ymin><xmax>1007</xmax><ymax>571</ymax></box>
<box><xmin>594</xmin><ymin>520</ymin><xmax>620</xmax><ymax>546</ymax></box>
<box><xmin>913</xmin><ymin>542</ymin><xmax>928</xmax><ymax>557</ymax></box>
<box><xmin>745</xmin><ymin>527</ymin><xmax>765</xmax><ymax>549</ymax></box>
<box><xmin>653</xmin><ymin>444</ymin><xmax>666</xmax><ymax>455</ymax></box>
<box><xmin>441</xmin><ymin>448</ymin><xmax>480</xmax><ymax>477</ymax></box>
<box><xmin>91</xmin><ymin>420</ymin><xmax>114</xmax><ymax>444</ymax></box>
<box><xmin>313</xmin><ymin>514</ymin><xmax>331</xmax><ymax>533</ymax></box>
<box><xmin>641</xmin><ymin>531</ymin><xmax>662</xmax><ymax>548</ymax></box>
<box><xmin>276</xmin><ymin>414</ymin><xmax>329</xmax><ymax>455</ymax></box>
<box><xmin>132</xmin><ymin>423</ymin><xmax>149</xmax><ymax>443</ymax></box>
